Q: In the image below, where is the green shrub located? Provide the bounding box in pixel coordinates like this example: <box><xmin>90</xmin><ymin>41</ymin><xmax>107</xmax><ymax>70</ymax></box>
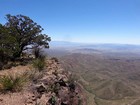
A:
<box><xmin>49</xmin><ymin>83</ymin><xmax>60</xmax><ymax>95</ymax></box>
<box><xmin>32</xmin><ymin>58</ymin><xmax>45</xmax><ymax>71</ymax></box>
<box><xmin>0</xmin><ymin>73</ymin><xmax>28</xmax><ymax>92</ymax></box>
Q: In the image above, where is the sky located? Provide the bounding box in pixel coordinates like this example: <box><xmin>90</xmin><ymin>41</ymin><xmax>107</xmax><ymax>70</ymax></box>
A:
<box><xmin>0</xmin><ymin>0</ymin><xmax>140</xmax><ymax>44</ymax></box>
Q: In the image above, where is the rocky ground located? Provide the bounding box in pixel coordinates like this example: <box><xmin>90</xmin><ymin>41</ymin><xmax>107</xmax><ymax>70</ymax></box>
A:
<box><xmin>0</xmin><ymin>58</ymin><xmax>86</xmax><ymax>105</ymax></box>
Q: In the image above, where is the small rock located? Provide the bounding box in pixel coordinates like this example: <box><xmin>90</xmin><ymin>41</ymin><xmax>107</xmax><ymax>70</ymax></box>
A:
<box><xmin>56</xmin><ymin>78</ymin><xmax>67</xmax><ymax>87</ymax></box>
<box><xmin>0</xmin><ymin>98</ymin><xmax>3</xmax><ymax>101</ymax></box>
<box><xmin>61</xmin><ymin>102</ymin><xmax>68</xmax><ymax>105</ymax></box>
<box><xmin>36</xmin><ymin>83</ymin><xmax>47</xmax><ymax>93</ymax></box>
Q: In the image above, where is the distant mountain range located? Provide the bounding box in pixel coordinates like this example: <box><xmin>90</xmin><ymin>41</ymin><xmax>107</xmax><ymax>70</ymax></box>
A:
<box><xmin>50</xmin><ymin>41</ymin><xmax>140</xmax><ymax>51</ymax></box>
<box><xmin>46</xmin><ymin>41</ymin><xmax>140</xmax><ymax>57</ymax></box>
<box><xmin>60</xmin><ymin>53</ymin><xmax>140</xmax><ymax>105</ymax></box>
<box><xmin>44</xmin><ymin>41</ymin><xmax>140</xmax><ymax>105</ymax></box>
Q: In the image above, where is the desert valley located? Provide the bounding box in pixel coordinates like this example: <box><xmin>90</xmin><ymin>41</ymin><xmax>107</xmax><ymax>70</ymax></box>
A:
<box><xmin>46</xmin><ymin>41</ymin><xmax>140</xmax><ymax>105</ymax></box>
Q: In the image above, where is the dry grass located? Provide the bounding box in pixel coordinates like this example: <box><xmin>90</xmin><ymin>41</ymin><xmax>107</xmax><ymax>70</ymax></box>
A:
<box><xmin>32</xmin><ymin>58</ymin><xmax>46</xmax><ymax>71</ymax></box>
<box><xmin>0</xmin><ymin>72</ymin><xmax>28</xmax><ymax>92</ymax></box>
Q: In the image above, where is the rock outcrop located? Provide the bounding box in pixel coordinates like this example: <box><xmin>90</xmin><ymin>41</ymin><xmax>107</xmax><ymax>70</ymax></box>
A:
<box><xmin>0</xmin><ymin>58</ymin><xmax>86</xmax><ymax>105</ymax></box>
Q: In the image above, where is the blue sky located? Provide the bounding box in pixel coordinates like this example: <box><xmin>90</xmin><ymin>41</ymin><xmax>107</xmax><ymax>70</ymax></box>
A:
<box><xmin>0</xmin><ymin>0</ymin><xmax>140</xmax><ymax>44</ymax></box>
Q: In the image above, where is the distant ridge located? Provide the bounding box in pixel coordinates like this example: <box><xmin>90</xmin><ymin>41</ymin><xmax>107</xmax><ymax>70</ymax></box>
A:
<box><xmin>50</xmin><ymin>41</ymin><xmax>140</xmax><ymax>47</ymax></box>
<box><xmin>50</xmin><ymin>41</ymin><xmax>84</xmax><ymax>47</ymax></box>
<box><xmin>49</xmin><ymin>41</ymin><xmax>140</xmax><ymax>53</ymax></box>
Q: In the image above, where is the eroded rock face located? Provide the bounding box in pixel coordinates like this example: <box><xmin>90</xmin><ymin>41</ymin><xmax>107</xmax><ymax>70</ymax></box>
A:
<box><xmin>25</xmin><ymin>59</ymin><xmax>86</xmax><ymax>105</ymax></box>
<box><xmin>0</xmin><ymin>59</ymin><xmax>85</xmax><ymax>105</ymax></box>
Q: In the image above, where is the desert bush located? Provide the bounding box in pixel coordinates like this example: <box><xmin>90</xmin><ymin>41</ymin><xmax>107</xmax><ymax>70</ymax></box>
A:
<box><xmin>0</xmin><ymin>73</ymin><xmax>28</xmax><ymax>92</ymax></box>
<box><xmin>32</xmin><ymin>47</ymin><xmax>46</xmax><ymax>60</ymax></box>
<box><xmin>32</xmin><ymin>58</ymin><xmax>45</xmax><ymax>71</ymax></box>
<box><xmin>33</xmin><ymin>47</ymin><xmax>41</xmax><ymax>59</ymax></box>
<box><xmin>32</xmin><ymin>47</ymin><xmax>46</xmax><ymax>71</ymax></box>
<box><xmin>68</xmin><ymin>74</ymin><xmax>76</xmax><ymax>92</ymax></box>
<box><xmin>48</xmin><ymin>83</ymin><xmax>60</xmax><ymax>95</ymax></box>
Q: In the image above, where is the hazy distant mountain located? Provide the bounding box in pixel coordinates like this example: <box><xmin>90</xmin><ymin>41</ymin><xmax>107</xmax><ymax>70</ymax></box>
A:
<box><xmin>60</xmin><ymin>53</ymin><xmax>140</xmax><ymax>105</ymax></box>
<box><xmin>50</xmin><ymin>41</ymin><xmax>140</xmax><ymax>52</ymax></box>
<box><xmin>49</xmin><ymin>41</ymin><xmax>84</xmax><ymax>48</ymax></box>
<box><xmin>46</xmin><ymin>41</ymin><xmax>140</xmax><ymax>57</ymax></box>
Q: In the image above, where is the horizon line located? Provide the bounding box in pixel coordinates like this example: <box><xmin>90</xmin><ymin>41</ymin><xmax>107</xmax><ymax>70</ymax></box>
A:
<box><xmin>50</xmin><ymin>40</ymin><xmax>140</xmax><ymax>46</ymax></box>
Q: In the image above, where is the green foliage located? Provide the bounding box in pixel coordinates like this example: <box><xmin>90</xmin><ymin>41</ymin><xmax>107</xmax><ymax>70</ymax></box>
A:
<box><xmin>32</xmin><ymin>58</ymin><xmax>46</xmax><ymax>71</ymax></box>
<box><xmin>49</xmin><ymin>83</ymin><xmax>60</xmax><ymax>95</ymax></box>
<box><xmin>0</xmin><ymin>73</ymin><xmax>28</xmax><ymax>92</ymax></box>
<box><xmin>0</xmin><ymin>14</ymin><xmax>51</xmax><ymax>60</ymax></box>
<box><xmin>0</xmin><ymin>24</ymin><xmax>18</xmax><ymax>62</ymax></box>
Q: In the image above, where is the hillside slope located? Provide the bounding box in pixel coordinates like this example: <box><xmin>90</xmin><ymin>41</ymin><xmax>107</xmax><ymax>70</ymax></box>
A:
<box><xmin>60</xmin><ymin>53</ymin><xmax>140</xmax><ymax>105</ymax></box>
<box><xmin>0</xmin><ymin>58</ymin><xmax>86</xmax><ymax>105</ymax></box>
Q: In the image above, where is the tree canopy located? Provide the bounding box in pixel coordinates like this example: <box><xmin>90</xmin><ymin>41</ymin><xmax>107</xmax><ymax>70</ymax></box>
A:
<box><xmin>0</xmin><ymin>14</ymin><xmax>51</xmax><ymax>60</ymax></box>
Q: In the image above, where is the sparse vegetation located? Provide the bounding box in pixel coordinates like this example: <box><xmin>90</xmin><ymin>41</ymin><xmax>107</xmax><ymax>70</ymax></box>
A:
<box><xmin>0</xmin><ymin>73</ymin><xmax>28</xmax><ymax>92</ymax></box>
<box><xmin>48</xmin><ymin>96</ymin><xmax>56</xmax><ymax>105</ymax></box>
<box><xmin>68</xmin><ymin>74</ymin><xmax>76</xmax><ymax>92</ymax></box>
<box><xmin>32</xmin><ymin>46</ymin><xmax>47</xmax><ymax>71</ymax></box>
<box><xmin>49</xmin><ymin>83</ymin><xmax>60</xmax><ymax>95</ymax></box>
<box><xmin>33</xmin><ymin>47</ymin><xmax>43</xmax><ymax>59</ymax></box>
<box><xmin>0</xmin><ymin>14</ymin><xmax>51</xmax><ymax>69</ymax></box>
<box><xmin>0</xmin><ymin>14</ymin><xmax>84</xmax><ymax>105</ymax></box>
<box><xmin>61</xmin><ymin>53</ymin><xmax>140</xmax><ymax>105</ymax></box>
<box><xmin>32</xmin><ymin>58</ymin><xmax>46</xmax><ymax>71</ymax></box>
<box><xmin>28</xmin><ymin>69</ymin><xmax>44</xmax><ymax>82</ymax></box>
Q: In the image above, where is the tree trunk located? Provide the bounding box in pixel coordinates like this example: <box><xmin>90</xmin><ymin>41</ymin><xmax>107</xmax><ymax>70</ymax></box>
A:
<box><xmin>13</xmin><ymin>49</ymin><xmax>22</xmax><ymax>59</ymax></box>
